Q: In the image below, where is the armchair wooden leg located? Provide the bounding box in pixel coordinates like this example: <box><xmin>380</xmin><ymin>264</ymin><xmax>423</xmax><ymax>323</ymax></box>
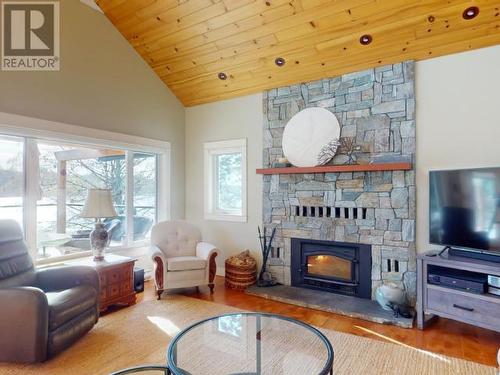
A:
<box><xmin>156</xmin><ymin>289</ymin><xmax>164</xmax><ymax>300</ymax></box>
<box><xmin>153</xmin><ymin>256</ymin><xmax>165</xmax><ymax>302</ymax></box>
<box><xmin>208</xmin><ymin>252</ymin><xmax>217</xmax><ymax>295</ymax></box>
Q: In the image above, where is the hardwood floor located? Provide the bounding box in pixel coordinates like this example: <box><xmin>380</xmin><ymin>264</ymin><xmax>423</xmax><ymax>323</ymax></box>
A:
<box><xmin>137</xmin><ymin>276</ymin><xmax>500</xmax><ymax>368</ymax></box>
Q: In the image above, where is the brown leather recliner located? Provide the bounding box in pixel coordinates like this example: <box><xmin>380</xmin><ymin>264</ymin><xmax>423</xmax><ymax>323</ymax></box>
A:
<box><xmin>0</xmin><ymin>220</ymin><xmax>100</xmax><ymax>363</ymax></box>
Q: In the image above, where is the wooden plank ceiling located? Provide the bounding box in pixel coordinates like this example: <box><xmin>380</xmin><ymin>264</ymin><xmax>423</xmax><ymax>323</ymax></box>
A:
<box><xmin>97</xmin><ymin>0</ymin><xmax>500</xmax><ymax>106</ymax></box>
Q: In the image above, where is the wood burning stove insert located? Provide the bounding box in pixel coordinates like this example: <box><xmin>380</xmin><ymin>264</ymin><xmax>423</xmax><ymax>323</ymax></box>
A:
<box><xmin>291</xmin><ymin>238</ymin><xmax>372</xmax><ymax>299</ymax></box>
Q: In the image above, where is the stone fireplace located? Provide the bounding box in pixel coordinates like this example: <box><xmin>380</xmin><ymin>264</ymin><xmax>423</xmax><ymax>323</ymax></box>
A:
<box><xmin>290</xmin><ymin>238</ymin><xmax>372</xmax><ymax>299</ymax></box>
<box><xmin>262</xmin><ymin>61</ymin><xmax>417</xmax><ymax>304</ymax></box>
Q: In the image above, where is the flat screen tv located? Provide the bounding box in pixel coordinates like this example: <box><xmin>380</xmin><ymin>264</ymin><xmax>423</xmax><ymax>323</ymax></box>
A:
<box><xmin>429</xmin><ymin>167</ymin><xmax>500</xmax><ymax>256</ymax></box>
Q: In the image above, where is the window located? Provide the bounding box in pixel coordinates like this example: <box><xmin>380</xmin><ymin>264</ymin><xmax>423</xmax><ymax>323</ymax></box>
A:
<box><xmin>0</xmin><ymin>115</ymin><xmax>169</xmax><ymax>263</ymax></box>
<box><xmin>36</xmin><ymin>142</ymin><xmax>138</xmax><ymax>259</ymax></box>
<box><xmin>204</xmin><ymin>139</ymin><xmax>246</xmax><ymax>222</ymax></box>
<box><xmin>0</xmin><ymin>135</ymin><xmax>24</xmax><ymax>228</ymax></box>
<box><xmin>133</xmin><ymin>152</ymin><xmax>157</xmax><ymax>240</ymax></box>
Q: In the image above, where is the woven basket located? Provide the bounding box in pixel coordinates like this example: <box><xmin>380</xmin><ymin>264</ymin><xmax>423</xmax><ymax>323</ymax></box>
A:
<box><xmin>225</xmin><ymin>256</ymin><xmax>257</xmax><ymax>290</ymax></box>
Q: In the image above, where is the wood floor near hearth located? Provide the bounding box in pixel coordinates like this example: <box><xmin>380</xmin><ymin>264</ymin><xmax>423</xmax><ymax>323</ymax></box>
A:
<box><xmin>135</xmin><ymin>276</ymin><xmax>500</xmax><ymax>368</ymax></box>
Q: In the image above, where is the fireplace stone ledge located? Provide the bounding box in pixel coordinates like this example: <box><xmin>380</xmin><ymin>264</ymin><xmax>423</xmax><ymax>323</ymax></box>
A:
<box><xmin>246</xmin><ymin>284</ymin><xmax>414</xmax><ymax>328</ymax></box>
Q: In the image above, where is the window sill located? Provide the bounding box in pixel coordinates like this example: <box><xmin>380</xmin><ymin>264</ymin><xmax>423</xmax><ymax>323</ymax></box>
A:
<box><xmin>204</xmin><ymin>213</ymin><xmax>247</xmax><ymax>223</ymax></box>
<box><xmin>35</xmin><ymin>243</ymin><xmax>150</xmax><ymax>267</ymax></box>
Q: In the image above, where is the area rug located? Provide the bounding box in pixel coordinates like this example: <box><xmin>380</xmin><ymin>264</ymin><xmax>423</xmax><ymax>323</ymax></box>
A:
<box><xmin>0</xmin><ymin>295</ymin><xmax>495</xmax><ymax>375</ymax></box>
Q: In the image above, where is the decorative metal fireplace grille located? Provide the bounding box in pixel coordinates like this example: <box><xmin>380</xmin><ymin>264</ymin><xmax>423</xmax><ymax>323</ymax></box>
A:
<box><xmin>291</xmin><ymin>238</ymin><xmax>372</xmax><ymax>299</ymax></box>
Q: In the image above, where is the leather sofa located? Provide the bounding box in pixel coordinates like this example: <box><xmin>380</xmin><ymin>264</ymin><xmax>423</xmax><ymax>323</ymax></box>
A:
<box><xmin>0</xmin><ymin>220</ymin><xmax>100</xmax><ymax>363</ymax></box>
<box><xmin>150</xmin><ymin>221</ymin><xmax>218</xmax><ymax>300</ymax></box>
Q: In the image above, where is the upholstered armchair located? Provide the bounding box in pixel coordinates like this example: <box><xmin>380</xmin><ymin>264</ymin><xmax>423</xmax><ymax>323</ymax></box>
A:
<box><xmin>150</xmin><ymin>221</ymin><xmax>218</xmax><ymax>300</ymax></box>
<box><xmin>0</xmin><ymin>220</ymin><xmax>100</xmax><ymax>363</ymax></box>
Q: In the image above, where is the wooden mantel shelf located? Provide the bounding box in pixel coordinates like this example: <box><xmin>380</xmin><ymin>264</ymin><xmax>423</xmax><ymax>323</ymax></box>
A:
<box><xmin>256</xmin><ymin>162</ymin><xmax>412</xmax><ymax>175</ymax></box>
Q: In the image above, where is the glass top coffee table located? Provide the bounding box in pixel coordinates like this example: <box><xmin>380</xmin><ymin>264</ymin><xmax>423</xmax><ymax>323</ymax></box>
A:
<box><xmin>166</xmin><ymin>313</ymin><xmax>334</xmax><ymax>375</ymax></box>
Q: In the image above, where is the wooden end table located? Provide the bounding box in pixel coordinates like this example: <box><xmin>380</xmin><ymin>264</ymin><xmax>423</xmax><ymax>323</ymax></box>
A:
<box><xmin>68</xmin><ymin>254</ymin><xmax>137</xmax><ymax>313</ymax></box>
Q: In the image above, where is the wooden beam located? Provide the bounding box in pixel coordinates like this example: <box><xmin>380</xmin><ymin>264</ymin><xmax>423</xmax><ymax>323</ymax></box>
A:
<box><xmin>54</xmin><ymin>149</ymin><xmax>125</xmax><ymax>161</ymax></box>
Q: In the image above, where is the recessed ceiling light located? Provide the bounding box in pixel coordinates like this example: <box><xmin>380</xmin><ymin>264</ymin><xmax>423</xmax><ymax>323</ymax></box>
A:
<box><xmin>462</xmin><ymin>6</ymin><xmax>479</xmax><ymax>20</ymax></box>
<box><xmin>275</xmin><ymin>57</ymin><xmax>286</xmax><ymax>67</ymax></box>
<box><xmin>218</xmin><ymin>72</ymin><xmax>227</xmax><ymax>80</ymax></box>
<box><xmin>359</xmin><ymin>34</ymin><xmax>373</xmax><ymax>45</ymax></box>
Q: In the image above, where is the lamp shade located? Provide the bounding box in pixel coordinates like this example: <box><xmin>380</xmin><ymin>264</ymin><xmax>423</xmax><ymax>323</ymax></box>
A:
<box><xmin>81</xmin><ymin>189</ymin><xmax>117</xmax><ymax>219</ymax></box>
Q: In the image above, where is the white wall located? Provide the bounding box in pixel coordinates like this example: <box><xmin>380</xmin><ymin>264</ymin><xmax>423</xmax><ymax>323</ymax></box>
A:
<box><xmin>185</xmin><ymin>94</ymin><xmax>263</xmax><ymax>272</ymax></box>
<box><xmin>0</xmin><ymin>0</ymin><xmax>185</xmax><ymax>219</ymax></box>
<box><xmin>415</xmin><ymin>45</ymin><xmax>500</xmax><ymax>253</ymax></box>
<box><xmin>184</xmin><ymin>44</ymin><xmax>500</xmax><ymax>263</ymax></box>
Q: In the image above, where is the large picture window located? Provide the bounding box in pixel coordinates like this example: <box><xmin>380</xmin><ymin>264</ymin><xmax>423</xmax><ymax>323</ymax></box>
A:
<box><xmin>0</xmin><ymin>117</ymin><xmax>169</xmax><ymax>263</ymax></box>
<box><xmin>0</xmin><ymin>135</ymin><xmax>24</xmax><ymax>229</ymax></box>
<box><xmin>36</xmin><ymin>142</ymin><xmax>153</xmax><ymax>259</ymax></box>
<box><xmin>204</xmin><ymin>139</ymin><xmax>246</xmax><ymax>222</ymax></box>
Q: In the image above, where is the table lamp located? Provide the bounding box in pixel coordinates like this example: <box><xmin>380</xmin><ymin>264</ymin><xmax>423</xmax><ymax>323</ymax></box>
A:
<box><xmin>81</xmin><ymin>188</ymin><xmax>117</xmax><ymax>261</ymax></box>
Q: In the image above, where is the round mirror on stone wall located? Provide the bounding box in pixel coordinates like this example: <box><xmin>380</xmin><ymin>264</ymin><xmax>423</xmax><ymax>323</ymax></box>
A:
<box><xmin>282</xmin><ymin>107</ymin><xmax>341</xmax><ymax>167</ymax></box>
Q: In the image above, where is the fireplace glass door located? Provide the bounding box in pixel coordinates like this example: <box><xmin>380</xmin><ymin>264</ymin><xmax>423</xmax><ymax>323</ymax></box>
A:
<box><xmin>307</xmin><ymin>254</ymin><xmax>352</xmax><ymax>281</ymax></box>
<box><xmin>291</xmin><ymin>238</ymin><xmax>372</xmax><ymax>299</ymax></box>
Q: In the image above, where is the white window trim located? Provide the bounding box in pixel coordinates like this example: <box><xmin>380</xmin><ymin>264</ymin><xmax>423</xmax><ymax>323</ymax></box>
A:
<box><xmin>0</xmin><ymin>111</ymin><xmax>171</xmax><ymax>263</ymax></box>
<box><xmin>204</xmin><ymin>138</ymin><xmax>247</xmax><ymax>223</ymax></box>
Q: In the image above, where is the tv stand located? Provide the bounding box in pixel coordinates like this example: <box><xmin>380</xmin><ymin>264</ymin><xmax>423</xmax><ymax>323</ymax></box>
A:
<box><xmin>417</xmin><ymin>250</ymin><xmax>500</xmax><ymax>333</ymax></box>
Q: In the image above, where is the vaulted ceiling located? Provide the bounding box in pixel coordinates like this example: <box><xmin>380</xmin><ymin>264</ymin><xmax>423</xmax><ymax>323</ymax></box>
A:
<box><xmin>96</xmin><ymin>0</ymin><xmax>500</xmax><ymax>106</ymax></box>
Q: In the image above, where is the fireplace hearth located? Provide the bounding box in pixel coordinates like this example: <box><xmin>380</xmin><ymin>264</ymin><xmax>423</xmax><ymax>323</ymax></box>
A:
<box><xmin>291</xmin><ymin>238</ymin><xmax>372</xmax><ymax>299</ymax></box>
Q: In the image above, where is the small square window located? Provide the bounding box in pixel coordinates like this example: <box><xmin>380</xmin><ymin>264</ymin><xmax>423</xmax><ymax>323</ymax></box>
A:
<box><xmin>204</xmin><ymin>139</ymin><xmax>247</xmax><ymax>222</ymax></box>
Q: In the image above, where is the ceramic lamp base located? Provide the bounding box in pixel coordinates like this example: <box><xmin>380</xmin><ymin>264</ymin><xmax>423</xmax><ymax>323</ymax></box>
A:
<box><xmin>90</xmin><ymin>222</ymin><xmax>108</xmax><ymax>261</ymax></box>
<box><xmin>93</xmin><ymin>252</ymin><xmax>105</xmax><ymax>261</ymax></box>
